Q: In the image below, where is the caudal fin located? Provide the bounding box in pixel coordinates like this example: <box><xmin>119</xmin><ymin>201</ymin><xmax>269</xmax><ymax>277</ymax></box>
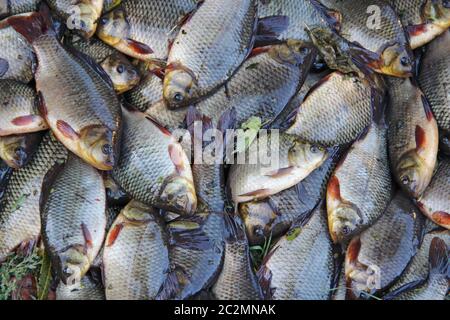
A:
<box><xmin>7</xmin><ymin>3</ymin><xmax>54</xmax><ymax>44</ymax></box>
<box><xmin>428</xmin><ymin>237</ymin><xmax>449</xmax><ymax>276</ymax></box>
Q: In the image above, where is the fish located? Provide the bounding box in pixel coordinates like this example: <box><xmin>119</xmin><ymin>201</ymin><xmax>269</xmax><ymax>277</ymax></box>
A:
<box><xmin>317</xmin><ymin>0</ymin><xmax>414</xmax><ymax>77</ymax></box>
<box><xmin>211</xmin><ymin>214</ymin><xmax>263</xmax><ymax>300</ymax></box>
<box><xmin>0</xmin><ymin>0</ymin><xmax>40</xmax><ymax>19</ymax></box>
<box><xmin>163</xmin><ymin>212</ymin><xmax>225</xmax><ymax>300</ymax></box>
<box><xmin>0</xmin><ymin>132</ymin><xmax>43</xmax><ymax>169</ymax></box>
<box><xmin>163</xmin><ymin>0</ymin><xmax>259</xmax><ymax>108</ymax></box>
<box><xmin>56</xmin><ymin>275</ymin><xmax>105</xmax><ymax>300</ymax></box>
<box><xmin>41</xmin><ymin>154</ymin><xmax>106</xmax><ymax>285</ymax></box>
<box><xmin>239</xmin><ymin>147</ymin><xmax>341</xmax><ymax>245</ymax></box>
<box><xmin>345</xmin><ymin>193</ymin><xmax>424</xmax><ymax>299</ymax></box>
<box><xmin>228</xmin><ymin>132</ymin><xmax>329</xmax><ymax>204</ymax></box>
<box><xmin>124</xmin><ymin>70</ymin><xmax>165</xmax><ymax>113</ymax></box>
<box><xmin>103</xmin><ymin>200</ymin><xmax>170</xmax><ymax>300</ymax></box>
<box><xmin>327</xmin><ymin>109</ymin><xmax>393</xmax><ymax>244</ymax></box>
<box><xmin>47</xmin><ymin>0</ymin><xmax>104</xmax><ymax>38</ymax></box>
<box><xmin>97</xmin><ymin>0</ymin><xmax>199</xmax><ymax>62</ymax></box>
<box><xmin>258</xmin><ymin>205</ymin><xmax>337</xmax><ymax>300</ymax></box>
<box><xmin>258</xmin><ymin>0</ymin><xmax>336</xmax><ymax>42</ymax></box>
<box><xmin>0</xmin><ymin>14</ymin><xmax>35</xmax><ymax>83</ymax></box>
<box><xmin>0</xmin><ymin>80</ymin><xmax>48</xmax><ymax>136</ymax></box>
<box><xmin>387</xmin><ymin>77</ymin><xmax>439</xmax><ymax>199</ymax></box>
<box><xmin>390</xmin><ymin>0</ymin><xmax>450</xmax><ymax>49</ymax></box>
<box><xmin>8</xmin><ymin>5</ymin><xmax>122</xmax><ymax>171</ymax></box>
<box><xmin>384</xmin><ymin>229</ymin><xmax>449</xmax><ymax>299</ymax></box>
<box><xmin>0</xmin><ymin>160</ymin><xmax>13</xmax><ymax>201</ymax></box>
<box><xmin>148</xmin><ymin>41</ymin><xmax>316</xmax><ymax>131</ymax></box>
<box><xmin>0</xmin><ymin>133</ymin><xmax>68</xmax><ymax>261</ymax></box>
<box><xmin>286</xmin><ymin>72</ymin><xmax>376</xmax><ymax>147</ymax></box>
<box><xmin>112</xmin><ymin>106</ymin><xmax>196</xmax><ymax>215</ymax></box>
<box><xmin>416</xmin><ymin>159</ymin><xmax>450</xmax><ymax>229</ymax></box>
<box><xmin>419</xmin><ymin>30</ymin><xmax>450</xmax><ymax>155</ymax></box>
<box><xmin>65</xmin><ymin>35</ymin><xmax>140</xmax><ymax>94</ymax></box>
<box><xmin>386</xmin><ymin>237</ymin><xmax>449</xmax><ymax>300</ymax></box>
<box><xmin>103</xmin><ymin>173</ymin><xmax>130</xmax><ymax>207</ymax></box>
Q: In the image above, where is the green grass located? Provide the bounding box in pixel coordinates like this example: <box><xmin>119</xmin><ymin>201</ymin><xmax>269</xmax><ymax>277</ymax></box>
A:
<box><xmin>250</xmin><ymin>233</ymin><xmax>273</xmax><ymax>272</ymax></box>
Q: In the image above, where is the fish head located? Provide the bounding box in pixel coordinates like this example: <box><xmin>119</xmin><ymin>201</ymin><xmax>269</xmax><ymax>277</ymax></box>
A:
<box><xmin>163</xmin><ymin>66</ymin><xmax>197</xmax><ymax>108</ymax></box>
<box><xmin>97</xmin><ymin>7</ymin><xmax>129</xmax><ymax>46</ymax></box>
<box><xmin>101</xmin><ymin>53</ymin><xmax>140</xmax><ymax>94</ymax></box>
<box><xmin>329</xmin><ymin>202</ymin><xmax>362</xmax><ymax>243</ymax></box>
<box><xmin>397</xmin><ymin>153</ymin><xmax>428</xmax><ymax>198</ymax></box>
<box><xmin>0</xmin><ymin>136</ymin><xmax>29</xmax><ymax>169</ymax></box>
<box><xmin>378</xmin><ymin>43</ymin><xmax>413</xmax><ymax>77</ymax></box>
<box><xmin>288</xmin><ymin>140</ymin><xmax>328</xmax><ymax>169</ymax></box>
<box><xmin>422</xmin><ymin>0</ymin><xmax>450</xmax><ymax>26</ymax></box>
<box><xmin>160</xmin><ymin>175</ymin><xmax>197</xmax><ymax>215</ymax></box>
<box><xmin>58</xmin><ymin>247</ymin><xmax>90</xmax><ymax>285</ymax></box>
<box><xmin>79</xmin><ymin>126</ymin><xmax>118</xmax><ymax>171</ymax></box>
<box><xmin>73</xmin><ymin>1</ymin><xmax>104</xmax><ymax>38</ymax></box>
<box><xmin>239</xmin><ymin>200</ymin><xmax>277</xmax><ymax>245</ymax></box>
<box><xmin>122</xmin><ymin>200</ymin><xmax>154</xmax><ymax>222</ymax></box>
<box><xmin>271</xmin><ymin>40</ymin><xmax>315</xmax><ymax>66</ymax></box>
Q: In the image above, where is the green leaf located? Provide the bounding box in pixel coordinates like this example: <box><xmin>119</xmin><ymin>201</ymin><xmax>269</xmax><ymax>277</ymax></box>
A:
<box><xmin>234</xmin><ymin>117</ymin><xmax>262</xmax><ymax>154</ymax></box>
<box><xmin>37</xmin><ymin>251</ymin><xmax>52</xmax><ymax>300</ymax></box>
<box><xmin>10</xmin><ymin>193</ymin><xmax>30</xmax><ymax>212</ymax></box>
<box><xmin>245</xmin><ymin>63</ymin><xmax>259</xmax><ymax>70</ymax></box>
<box><xmin>286</xmin><ymin>227</ymin><xmax>302</xmax><ymax>241</ymax></box>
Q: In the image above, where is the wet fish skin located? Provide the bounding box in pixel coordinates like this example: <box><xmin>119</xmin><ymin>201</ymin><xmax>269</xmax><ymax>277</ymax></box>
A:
<box><xmin>387</xmin><ymin>236</ymin><xmax>449</xmax><ymax>300</ymax></box>
<box><xmin>163</xmin><ymin>0</ymin><xmax>258</xmax><ymax>108</ymax></box>
<box><xmin>97</xmin><ymin>0</ymin><xmax>198</xmax><ymax>61</ymax></box>
<box><xmin>345</xmin><ymin>193</ymin><xmax>424</xmax><ymax>300</ymax></box>
<box><xmin>125</xmin><ymin>71</ymin><xmax>164</xmax><ymax>113</ymax></box>
<box><xmin>240</xmin><ymin>147</ymin><xmax>340</xmax><ymax>245</ymax></box>
<box><xmin>112</xmin><ymin>107</ymin><xmax>196</xmax><ymax>215</ymax></box>
<box><xmin>65</xmin><ymin>35</ymin><xmax>140</xmax><ymax>94</ymax></box>
<box><xmin>286</xmin><ymin>72</ymin><xmax>375</xmax><ymax>147</ymax></box>
<box><xmin>419</xmin><ymin>30</ymin><xmax>450</xmax><ymax>154</ymax></box>
<box><xmin>319</xmin><ymin>0</ymin><xmax>414</xmax><ymax>77</ymax></box>
<box><xmin>0</xmin><ymin>132</ymin><xmax>43</xmax><ymax>169</ymax></box>
<box><xmin>416</xmin><ymin>159</ymin><xmax>450</xmax><ymax>230</ymax></box>
<box><xmin>0</xmin><ymin>160</ymin><xmax>12</xmax><ymax>201</ymax></box>
<box><xmin>390</xmin><ymin>0</ymin><xmax>450</xmax><ymax>49</ymax></box>
<box><xmin>211</xmin><ymin>215</ymin><xmax>263</xmax><ymax>300</ymax></box>
<box><xmin>0</xmin><ymin>0</ymin><xmax>40</xmax><ymax>19</ymax></box>
<box><xmin>387</xmin><ymin>77</ymin><xmax>439</xmax><ymax>199</ymax></box>
<box><xmin>228</xmin><ymin>132</ymin><xmax>328</xmax><ymax>204</ymax></box>
<box><xmin>0</xmin><ymin>80</ymin><xmax>48</xmax><ymax>136</ymax></box>
<box><xmin>0</xmin><ymin>133</ymin><xmax>68</xmax><ymax>261</ymax></box>
<box><xmin>327</xmin><ymin>117</ymin><xmax>393</xmax><ymax>244</ymax></box>
<box><xmin>0</xmin><ymin>15</ymin><xmax>35</xmax><ymax>83</ymax></box>
<box><xmin>56</xmin><ymin>275</ymin><xmax>105</xmax><ymax>300</ymax></box>
<box><xmin>103</xmin><ymin>200</ymin><xmax>169</xmax><ymax>300</ymax></box>
<box><xmin>384</xmin><ymin>230</ymin><xmax>449</xmax><ymax>298</ymax></box>
<box><xmin>8</xmin><ymin>8</ymin><xmax>122</xmax><ymax>171</ymax></box>
<box><xmin>258</xmin><ymin>205</ymin><xmax>336</xmax><ymax>300</ymax></box>
<box><xmin>47</xmin><ymin>0</ymin><xmax>104</xmax><ymax>38</ymax></box>
<box><xmin>41</xmin><ymin>155</ymin><xmax>106</xmax><ymax>285</ymax></box>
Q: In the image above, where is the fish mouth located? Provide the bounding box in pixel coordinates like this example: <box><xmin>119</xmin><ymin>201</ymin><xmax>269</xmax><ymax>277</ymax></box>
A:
<box><xmin>239</xmin><ymin>201</ymin><xmax>277</xmax><ymax>245</ymax></box>
<box><xmin>159</xmin><ymin>175</ymin><xmax>198</xmax><ymax>215</ymax></box>
<box><xmin>329</xmin><ymin>203</ymin><xmax>362</xmax><ymax>243</ymax></box>
<box><xmin>397</xmin><ymin>159</ymin><xmax>428</xmax><ymax>198</ymax></box>
<box><xmin>163</xmin><ymin>67</ymin><xmax>197</xmax><ymax>108</ymax></box>
<box><xmin>73</xmin><ymin>4</ymin><xmax>102</xmax><ymax>38</ymax></box>
<box><xmin>57</xmin><ymin>246</ymin><xmax>90</xmax><ymax>285</ymax></box>
<box><xmin>374</xmin><ymin>44</ymin><xmax>413</xmax><ymax>78</ymax></box>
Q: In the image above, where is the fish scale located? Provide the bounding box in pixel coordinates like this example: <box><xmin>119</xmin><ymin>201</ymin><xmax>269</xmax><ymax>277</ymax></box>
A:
<box><xmin>0</xmin><ymin>0</ymin><xmax>40</xmax><ymax>19</ymax></box>
<box><xmin>0</xmin><ymin>133</ymin><xmax>68</xmax><ymax>261</ymax></box>
<box><xmin>259</xmin><ymin>205</ymin><xmax>336</xmax><ymax>300</ymax></box>
<box><xmin>0</xmin><ymin>16</ymin><xmax>34</xmax><ymax>83</ymax></box>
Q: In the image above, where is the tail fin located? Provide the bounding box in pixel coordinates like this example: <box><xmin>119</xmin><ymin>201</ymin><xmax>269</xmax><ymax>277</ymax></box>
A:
<box><xmin>7</xmin><ymin>3</ymin><xmax>54</xmax><ymax>44</ymax></box>
<box><xmin>223</xmin><ymin>213</ymin><xmax>246</xmax><ymax>243</ymax></box>
<box><xmin>428</xmin><ymin>237</ymin><xmax>449</xmax><ymax>276</ymax></box>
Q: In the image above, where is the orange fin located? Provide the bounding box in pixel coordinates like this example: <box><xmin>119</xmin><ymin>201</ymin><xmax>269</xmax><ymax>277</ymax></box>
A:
<box><xmin>415</xmin><ymin>125</ymin><xmax>426</xmax><ymax>154</ymax></box>
<box><xmin>407</xmin><ymin>24</ymin><xmax>428</xmax><ymax>37</ymax></box>
<box><xmin>420</xmin><ymin>94</ymin><xmax>434</xmax><ymax>122</ymax></box>
<box><xmin>431</xmin><ymin>211</ymin><xmax>450</xmax><ymax>227</ymax></box>
<box><xmin>11</xmin><ymin>115</ymin><xmax>41</xmax><ymax>126</ymax></box>
<box><xmin>37</xmin><ymin>91</ymin><xmax>47</xmax><ymax>117</ymax></box>
<box><xmin>146</xmin><ymin>116</ymin><xmax>171</xmax><ymax>136</ymax></box>
<box><xmin>81</xmin><ymin>222</ymin><xmax>93</xmax><ymax>248</ymax></box>
<box><xmin>238</xmin><ymin>188</ymin><xmax>272</xmax><ymax>199</ymax></box>
<box><xmin>106</xmin><ymin>223</ymin><xmax>124</xmax><ymax>247</ymax></box>
<box><xmin>327</xmin><ymin>176</ymin><xmax>342</xmax><ymax>201</ymax></box>
<box><xmin>56</xmin><ymin>120</ymin><xmax>79</xmax><ymax>140</ymax></box>
<box><xmin>346</xmin><ymin>236</ymin><xmax>361</xmax><ymax>265</ymax></box>
<box><xmin>168</xmin><ymin>144</ymin><xmax>185</xmax><ymax>175</ymax></box>
<box><xmin>125</xmin><ymin>38</ymin><xmax>153</xmax><ymax>55</ymax></box>
<box><xmin>264</xmin><ymin>166</ymin><xmax>295</xmax><ymax>178</ymax></box>
<box><xmin>247</xmin><ymin>46</ymin><xmax>271</xmax><ymax>59</ymax></box>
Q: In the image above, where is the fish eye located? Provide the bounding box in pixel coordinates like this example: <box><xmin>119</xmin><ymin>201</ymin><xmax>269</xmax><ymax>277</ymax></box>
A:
<box><xmin>116</xmin><ymin>64</ymin><xmax>125</xmax><ymax>74</ymax></box>
<box><xmin>401</xmin><ymin>176</ymin><xmax>410</xmax><ymax>185</ymax></box>
<box><xmin>14</xmin><ymin>147</ymin><xmax>24</xmax><ymax>156</ymax></box>
<box><xmin>100</xmin><ymin>17</ymin><xmax>108</xmax><ymax>25</ymax></box>
<box><xmin>443</xmin><ymin>0</ymin><xmax>450</xmax><ymax>8</ymax></box>
<box><xmin>79</xmin><ymin>20</ymin><xmax>86</xmax><ymax>30</ymax></box>
<box><xmin>102</xmin><ymin>144</ymin><xmax>112</xmax><ymax>155</ymax></box>
<box><xmin>400</xmin><ymin>56</ymin><xmax>410</xmax><ymax>67</ymax></box>
<box><xmin>310</xmin><ymin>145</ymin><xmax>319</xmax><ymax>153</ymax></box>
<box><xmin>173</xmin><ymin>92</ymin><xmax>184</xmax><ymax>102</ymax></box>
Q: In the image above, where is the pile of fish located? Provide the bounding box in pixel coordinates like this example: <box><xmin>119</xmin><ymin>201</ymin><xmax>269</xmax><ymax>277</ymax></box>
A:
<box><xmin>0</xmin><ymin>0</ymin><xmax>449</xmax><ymax>300</ymax></box>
